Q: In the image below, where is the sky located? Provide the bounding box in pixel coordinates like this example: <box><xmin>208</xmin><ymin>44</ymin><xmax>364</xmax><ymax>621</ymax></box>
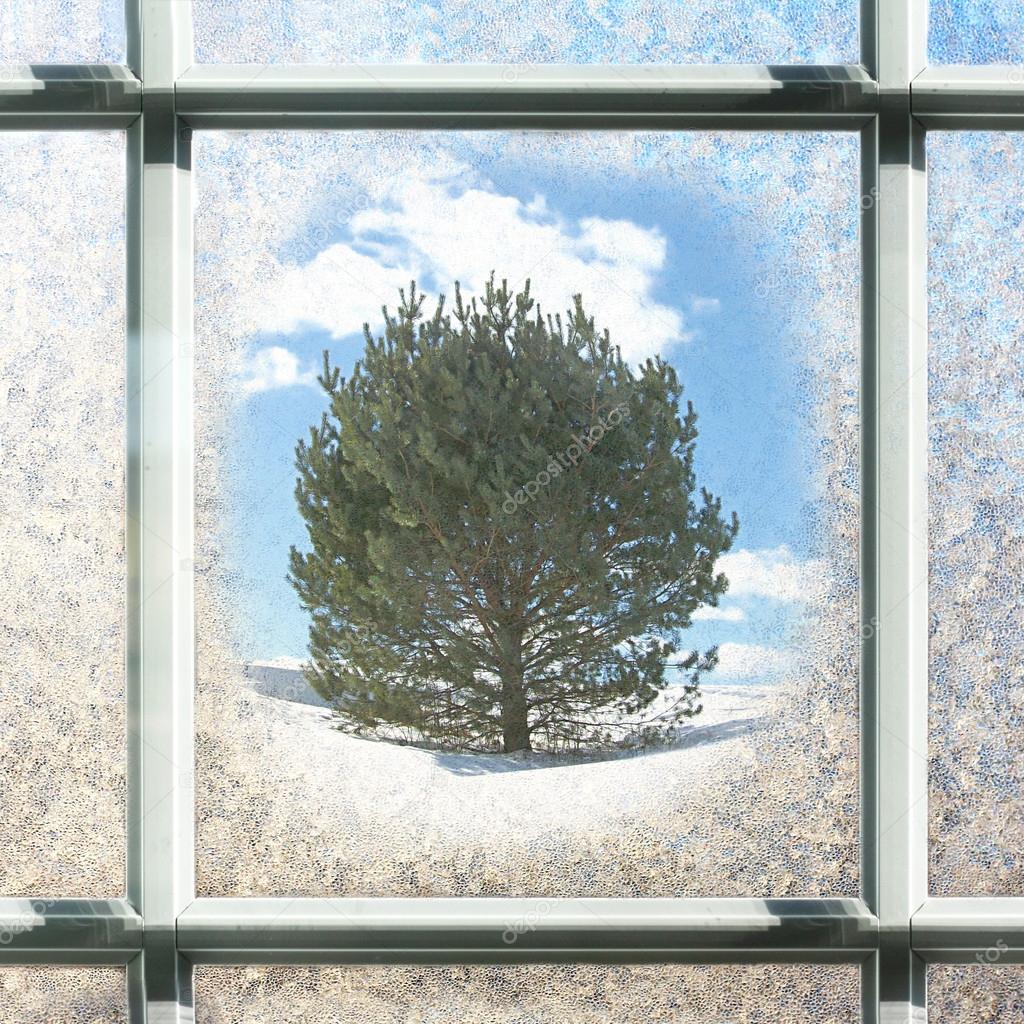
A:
<box><xmin>198</xmin><ymin>131</ymin><xmax>859</xmax><ymax>687</ymax></box>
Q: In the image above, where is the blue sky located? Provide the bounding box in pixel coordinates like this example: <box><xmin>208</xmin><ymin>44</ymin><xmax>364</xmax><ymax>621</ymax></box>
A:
<box><xmin>204</xmin><ymin>132</ymin><xmax>858</xmax><ymax>684</ymax></box>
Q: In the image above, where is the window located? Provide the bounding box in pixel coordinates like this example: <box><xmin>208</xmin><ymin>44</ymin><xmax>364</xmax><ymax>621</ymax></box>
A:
<box><xmin>929</xmin><ymin>1</ymin><xmax>1024</xmax><ymax>63</ymax></box>
<box><xmin>0</xmin><ymin>967</ymin><xmax>127</xmax><ymax>1023</ymax></box>
<box><xmin>0</xmin><ymin>132</ymin><xmax>125</xmax><ymax>898</ymax></box>
<box><xmin>1</xmin><ymin>3</ymin><xmax>1021</xmax><ymax>1022</ymax></box>
<box><xmin>193</xmin><ymin>964</ymin><xmax>861</xmax><ymax>1022</ymax></box>
<box><xmin>193</xmin><ymin>129</ymin><xmax>861</xmax><ymax>900</ymax></box>
<box><xmin>929</xmin><ymin>965</ymin><xmax>1024</xmax><ymax>1020</ymax></box>
<box><xmin>192</xmin><ymin>0</ymin><xmax>858</xmax><ymax>65</ymax></box>
<box><xmin>0</xmin><ymin>0</ymin><xmax>123</xmax><ymax>63</ymax></box>
<box><xmin>928</xmin><ymin>131</ymin><xmax>1024</xmax><ymax>897</ymax></box>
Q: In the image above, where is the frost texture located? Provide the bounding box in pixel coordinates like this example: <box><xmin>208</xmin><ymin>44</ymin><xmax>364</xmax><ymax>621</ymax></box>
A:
<box><xmin>0</xmin><ymin>0</ymin><xmax>122</xmax><ymax>62</ymax></box>
<box><xmin>929</xmin><ymin>133</ymin><xmax>1024</xmax><ymax>896</ymax></box>
<box><xmin>930</xmin><ymin>1</ymin><xmax>1024</xmax><ymax>63</ymax></box>
<box><xmin>0</xmin><ymin>133</ymin><xmax>125</xmax><ymax>896</ymax></box>
<box><xmin>194</xmin><ymin>964</ymin><xmax>859</xmax><ymax>1023</ymax></box>
<box><xmin>193</xmin><ymin>0</ymin><xmax>856</xmax><ymax>64</ymax></box>
<box><xmin>0</xmin><ymin>967</ymin><xmax>126</xmax><ymax>1024</ymax></box>
<box><xmin>929</xmin><ymin>965</ymin><xmax>1024</xmax><ymax>1021</ymax></box>
<box><xmin>193</xmin><ymin>131</ymin><xmax>860</xmax><ymax>898</ymax></box>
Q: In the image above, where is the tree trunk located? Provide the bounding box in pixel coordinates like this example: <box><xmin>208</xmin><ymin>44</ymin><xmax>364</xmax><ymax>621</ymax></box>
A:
<box><xmin>499</xmin><ymin>668</ymin><xmax>532</xmax><ymax>753</ymax></box>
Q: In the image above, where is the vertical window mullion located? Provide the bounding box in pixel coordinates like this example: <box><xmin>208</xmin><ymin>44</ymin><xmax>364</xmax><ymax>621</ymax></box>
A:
<box><xmin>861</xmin><ymin>0</ymin><xmax>929</xmax><ymax>1021</ymax></box>
<box><xmin>126</xmin><ymin>0</ymin><xmax>196</xmax><ymax>1020</ymax></box>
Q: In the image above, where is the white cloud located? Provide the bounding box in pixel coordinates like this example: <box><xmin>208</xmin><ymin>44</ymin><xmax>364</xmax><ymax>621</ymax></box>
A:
<box><xmin>259</xmin><ymin>245</ymin><xmax>419</xmax><ymax>341</ymax></box>
<box><xmin>691</xmin><ymin>604</ymin><xmax>745</xmax><ymax>622</ymax></box>
<box><xmin>239</xmin><ymin>346</ymin><xmax>317</xmax><ymax>395</ymax></box>
<box><xmin>715</xmin><ymin>642</ymin><xmax>793</xmax><ymax>681</ymax></box>
<box><xmin>716</xmin><ymin>545</ymin><xmax>826</xmax><ymax>604</ymax></box>
<box><xmin>255</xmin><ymin>168</ymin><xmax>689</xmax><ymax>362</ymax></box>
<box><xmin>689</xmin><ymin>295</ymin><xmax>721</xmax><ymax>315</ymax></box>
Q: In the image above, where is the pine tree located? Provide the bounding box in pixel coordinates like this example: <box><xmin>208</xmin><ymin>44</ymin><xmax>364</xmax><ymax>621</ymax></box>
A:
<box><xmin>289</xmin><ymin>277</ymin><xmax>738</xmax><ymax>753</ymax></box>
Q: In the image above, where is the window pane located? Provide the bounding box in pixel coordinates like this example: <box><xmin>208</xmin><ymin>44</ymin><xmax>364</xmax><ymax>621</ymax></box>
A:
<box><xmin>193</xmin><ymin>0</ymin><xmax>857</xmax><ymax>64</ymax></box>
<box><xmin>929</xmin><ymin>132</ymin><xmax>1024</xmax><ymax>896</ymax></box>
<box><xmin>0</xmin><ymin>968</ymin><xmax>127</xmax><ymax>1024</ymax></box>
<box><xmin>929</xmin><ymin>965</ymin><xmax>1024</xmax><ymax>1022</ymax></box>
<box><xmin>930</xmin><ymin>1</ymin><xmax>1024</xmax><ymax>63</ymax></box>
<box><xmin>0</xmin><ymin>0</ymin><xmax>123</xmax><ymax>62</ymax></box>
<box><xmin>0</xmin><ymin>133</ymin><xmax>125</xmax><ymax>896</ymax></box>
<box><xmin>194</xmin><ymin>130</ymin><xmax>860</xmax><ymax>898</ymax></box>
<box><xmin>195</xmin><ymin>964</ymin><xmax>860</xmax><ymax>1022</ymax></box>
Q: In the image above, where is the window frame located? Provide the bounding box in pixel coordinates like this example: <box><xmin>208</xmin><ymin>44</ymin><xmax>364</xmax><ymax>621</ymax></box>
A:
<box><xmin>2</xmin><ymin>1</ymin><xmax>1024</xmax><ymax>1020</ymax></box>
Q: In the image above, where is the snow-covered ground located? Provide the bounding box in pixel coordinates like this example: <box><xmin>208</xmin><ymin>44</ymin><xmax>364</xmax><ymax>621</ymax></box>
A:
<box><xmin>241</xmin><ymin>657</ymin><xmax>768</xmax><ymax>773</ymax></box>
<box><xmin>245</xmin><ymin>670</ymin><xmax>768</xmax><ymax>774</ymax></box>
<box><xmin>198</xmin><ymin>668</ymin><xmax>802</xmax><ymax>896</ymax></box>
<box><xmin>198</xmin><ymin>650</ymin><xmax>857</xmax><ymax>897</ymax></box>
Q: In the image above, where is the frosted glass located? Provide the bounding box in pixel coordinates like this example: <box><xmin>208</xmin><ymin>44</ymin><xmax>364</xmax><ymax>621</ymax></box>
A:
<box><xmin>929</xmin><ymin>133</ymin><xmax>1024</xmax><ymax>896</ymax></box>
<box><xmin>0</xmin><ymin>0</ymin><xmax>123</xmax><ymax>62</ymax></box>
<box><xmin>193</xmin><ymin>0</ymin><xmax>857</xmax><ymax>65</ymax></box>
<box><xmin>0</xmin><ymin>968</ymin><xmax>127</xmax><ymax>1024</ymax></box>
<box><xmin>930</xmin><ymin>1</ymin><xmax>1024</xmax><ymax>63</ymax></box>
<box><xmin>195</xmin><ymin>964</ymin><xmax>860</xmax><ymax>1023</ymax></box>
<box><xmin>0</xmin><ymin>133</ymin><xmax>125</xmax><ymax>896</ymax></box>
<box><xmin>194</xmin><ymin>130</ymin><xmax>860</xmax><ymax>898</ymax></box>
<box><xmin>929</xmin><ymin>965</ymin><xmax>1024</xmax><ymax>1022</ymax></box>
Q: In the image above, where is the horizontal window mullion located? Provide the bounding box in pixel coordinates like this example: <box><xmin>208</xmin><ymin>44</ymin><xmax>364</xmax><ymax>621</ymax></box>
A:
<box><xmin>177</xmin><ymin>898</ymin><xmax>877</xmax><ymax>964</ymax></box>
<box><xmin>6</xmin><ymin>63</ymin><xmax>1024</xmax><ymax>131</ymax></box>
<box><xmin>913</xmin><ymin>66</ymin><xmax>1024</xmax><ymax>129</ymax></box>
<box><xmin>0</xmin><ymin>899</ymin><xmax>142</xmax><ymax>964</ymax></box>
<box><xmin>912</xmin><ymin>898</ymin><xmax>1024</xmax><ymax>964</ymax></box>
<box><xmin>173</xmin><ymin>63</ymin><xmax>877</xmax><ymax>129</ymax></box>
<box><xmin>0</xmin><ymin>65</ymin><xmax>141</xmax><ymax>128</ymax></box>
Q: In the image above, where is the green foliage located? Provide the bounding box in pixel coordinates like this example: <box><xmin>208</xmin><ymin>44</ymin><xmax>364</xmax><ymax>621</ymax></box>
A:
<box><xmin>289</xmin><ymin>277</ymin><xmax>738</xmax><ymax>753</ymax></box>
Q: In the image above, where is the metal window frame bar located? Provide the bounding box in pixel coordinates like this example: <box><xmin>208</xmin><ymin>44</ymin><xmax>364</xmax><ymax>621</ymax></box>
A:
<box><xmin>860</xmin><ymin>4</ymin><xmax>930</xmax><ymax>1021</ymax></box>
<box><xmin>173</xmin><ymin>63</ymin><xmax>877</xmax><ymax>129</ymax></box>
<box><xmin>1</xmin><ymin>0</ymin><xmax>1022</xmax><ymax>1019</ymax></box>
<box><xmin>913</xmin><ymin>67</ymin><xmax>1024</xmax><ymax>129</ymax></box>
<box><xmin>913</xmin><ymin>900</ymin><xmax>1024</xmax><ymax>964</ymax></box>
<box><xmin>176</xmin><ymin>898</ymin><xmax>878</xmax><ymax>965</ymax></box>
<box><xmin>123</xmin><ymin>1</ymin><xmax>196</xmax><ymax>1020</ymax></box>
<box><xmin>0</xmin><ymin>65</ymin><xmax>140</xmax><ymax>127</ymax></box>
<box><xmin>0</xmin><ymin>901</ymin><xmax>142</xmax><ymax>965</ymax></box>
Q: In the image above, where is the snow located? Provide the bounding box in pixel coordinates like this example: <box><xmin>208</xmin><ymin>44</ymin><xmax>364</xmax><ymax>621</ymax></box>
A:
<box><xmin>199</xmin><ymin>646</ymin><xmax>859</xmax><ymax>897</ymax></box>
<box><xmin>220</xmin><ymin>677</ymin><xmax>769</xmax><ymax>846</ymax></box>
